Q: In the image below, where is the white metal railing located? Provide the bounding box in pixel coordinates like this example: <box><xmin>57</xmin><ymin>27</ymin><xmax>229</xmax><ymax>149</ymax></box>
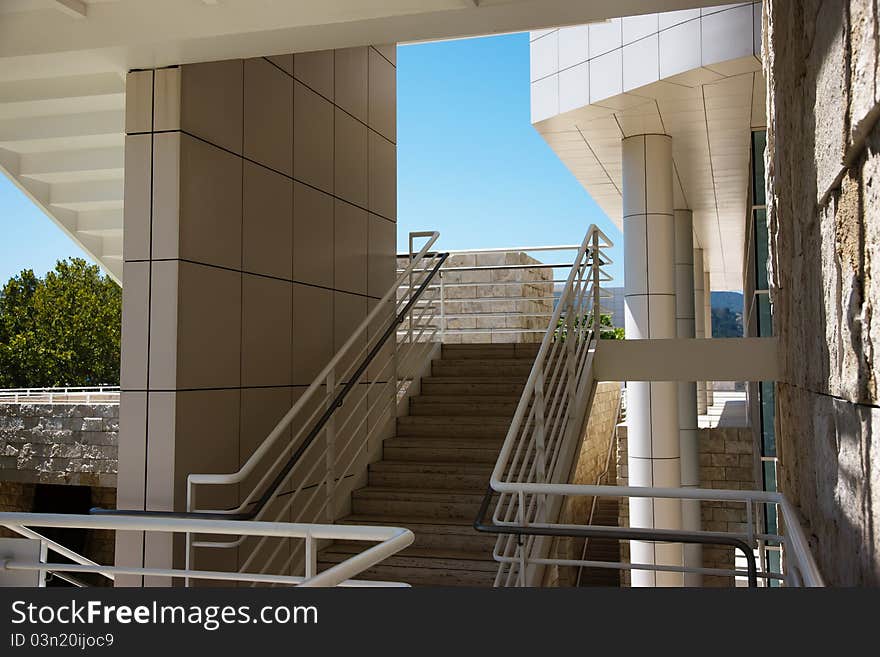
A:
<box><xmin>484</xmin><ymin>225</ymin><xmax>612</xmax><ymax>586</ymax></box>
<box><xmin>484</xmin><ymin>483</ymin><xmax>823</xmax><ymax>587</ymax></box>
<box><xmin>179</xmin><ymin>231</ymin><xmax>445</xmax><ymax>583</ymax></box>
<box><xmin>0</xmin><ymin>386</ymin><xmax>120</xmax><ymax>404</ymax></box>
<box><xmin>398</xmin><ymin>243</ymin><xmax>616</xmax><ymax>343</ymax></box>
<box><xmin>0</xmin><ymin>513</ymin><xmax>413</xmax><ymax>587</ymax></box>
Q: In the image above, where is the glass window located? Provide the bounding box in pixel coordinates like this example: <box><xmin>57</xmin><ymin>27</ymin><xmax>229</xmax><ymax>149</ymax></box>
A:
<box><xmin>760</xmin><ymin>382</ymin><xmax>776</xmax><ymax>457</ymax></box>
<box><xmin>757</xmin><ymin>293</ymin><xmax>772</xmax><ymax>337</ymax></box>
<box><xmin>752</xmin><ymin>130</ymin><xmax>766</xmax><ymax>207</ymax></box>
<box><xmin>754</xmin><ymin>208</ymin><xmax>769</xmax><ymax>291</ymax></box>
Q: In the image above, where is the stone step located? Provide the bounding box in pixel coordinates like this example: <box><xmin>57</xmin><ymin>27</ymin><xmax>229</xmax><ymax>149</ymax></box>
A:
<box><xmin>350</xmin><ymin>487</ymin><xmax>493</xmax><ymax>520</ymax></box>
<box><xmin>441</xmin><ymin>343</ymin><xmax>540</xmax><ymax>360</ymax></box>
<box><xmin>432</xmin><ymin>359</ymin><xmax>534</xmax><ymax>378</ymax></box>
<box><xmin>396</xmin><ymin>415</ymin><xmax>512</xmax><ymax>438</ymax></box>
<box><xmin>409</xmin><ymin>395</ymin><xmax>521</xmax><ymax>417</ymax></box>
<box><xmin>338</xmin><ymin>515</ymin><xmax>497</xmax><ymax>552</ymax></box>
<box><xmin>368</xmin><ymin>460</ymin><xmax>491</xmax><ymax>490</ymax></box>
<box><xmin>317</xmin><ymin>554</ymin><xmax>497</xmax><ymax>587</ymax></box>
<box><xmin>419</xmin><ymin>377</ymin><xmax>527</xmax><ymax>397</ymax></box>
<box><xmin>382</xmin><ymin>437</ymin><xmax>502</xmax><ymax>464</ymax></box>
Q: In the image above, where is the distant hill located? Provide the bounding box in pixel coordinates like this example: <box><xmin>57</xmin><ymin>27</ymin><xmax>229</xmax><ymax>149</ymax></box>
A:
<box><xmin>711</xmin><ymin>291</ymin><xmax>744</xmax><ymax>337</ymax></box>
<box><xmin>711</xmin><ymin>291</ymin><xmax>743</xmax><ymax>314</ymax></box>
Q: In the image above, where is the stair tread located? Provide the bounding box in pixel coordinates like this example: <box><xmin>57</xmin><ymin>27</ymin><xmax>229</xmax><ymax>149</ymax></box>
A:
<box><xmin>369</xmin><ymin>460</ymin><xmax>493</xmax><ymax>474</ymax></box>
<box><xmin>339</xmin><ymin>514</ymin><xmax>481</xmax><ymax>529</ymax></box>
<box><xmin>399</xmin><ymin>414</ymin><xmax>512</xmax><ymax>424</ymax></box>
<box><xmin>319</xmin><ymin>550</ymin><xmax>497</xmax><ymax>573</ymax></box>
<box><xmin>353</xmin><ymin>486</ymin><xmax>492</xmax><ymax>502</ymax></box>
<box><xmin>420</xmin><ymin>376</ymin><xmax>527</xmax><ymax>383</ymax></box>
<box><xmin>325</xmin><ymin>542</ymin><xmax>491</xmax><ymax>563</ymax></box>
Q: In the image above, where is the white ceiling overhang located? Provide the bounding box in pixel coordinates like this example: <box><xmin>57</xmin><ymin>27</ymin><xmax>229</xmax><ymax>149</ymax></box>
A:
<box><xmin>531</xmin><ymin>3</ymin><xmax>766</xmax><ymax>290</ymax></box>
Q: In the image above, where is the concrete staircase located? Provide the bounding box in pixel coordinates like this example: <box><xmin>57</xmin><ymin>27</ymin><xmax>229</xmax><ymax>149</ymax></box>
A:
<box><xmin>318</xmin><ymin>342</ymin><xmax>539</xmax><ymax>586</ymax></box>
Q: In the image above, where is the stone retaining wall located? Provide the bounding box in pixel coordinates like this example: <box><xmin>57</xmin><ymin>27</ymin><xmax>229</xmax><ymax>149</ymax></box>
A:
<box><xmin>617</xmin><ymin>425</ymin><xmax>755</xmax><ymax>587</ymax></box>
<box><xmin>543</xmin><ymin>381</ymin><xmax>622</xmax><ymax>586</ymax></box>
<box><xmin>0</xmin><ymin>404</ymin><xmax>118</xmax><ymax>487</ymax></box>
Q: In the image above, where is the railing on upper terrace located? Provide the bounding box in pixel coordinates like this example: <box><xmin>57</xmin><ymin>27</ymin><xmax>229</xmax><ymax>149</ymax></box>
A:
<box><xmin>398</xmin><ymin>243</ymin><xmax>611</xmax><ymax>343</ymax></box>
<box><xmin>0</xmin><ymin>386</ymin><xmax>120</xmax><ymax>404</ymax></box>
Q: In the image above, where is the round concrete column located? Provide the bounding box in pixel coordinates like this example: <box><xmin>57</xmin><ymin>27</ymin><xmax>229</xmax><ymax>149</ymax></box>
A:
<box><xmin>693</xmin><ymin>250</ymin><xmax>707</xmax><ymax>414</ymax></box>
<box><xmin>704</xmin><ymin>271</ymin><xmax>714</xmax><ymax>407</ymax></box>
<box><xmin>674</xmin><ymin>209</ymin><xmax>701</xmax><ymax>586</ymax></box>
<box><xmin>622</xmin><ymin>134</ymin><xmax>682</xmax><ymax>587</ymax></box>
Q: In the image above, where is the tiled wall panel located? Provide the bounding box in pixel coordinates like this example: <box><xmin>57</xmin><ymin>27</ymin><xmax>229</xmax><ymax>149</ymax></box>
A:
<box><xmin>118</xmin><ymin>45</ymin><xmax>397</xmax><ymax>580</ymax></box>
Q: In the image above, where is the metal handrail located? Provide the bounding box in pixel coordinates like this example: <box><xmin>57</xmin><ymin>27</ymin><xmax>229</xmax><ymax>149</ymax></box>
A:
<box><xmin>478</xmin><ymin>482</ymin><xmax>824</xmax><ymax>587</ymax></box>
<box><xmin>0</xmin><ymin>512</ymin><xmax>413</xmax><ymax>587</ymax></box>
<box><xmin>473</xmin><ymin>490</ymin><xmax>759</xmax><ymax>587</ymax></box>
<box><xmin>470</xmin><ymin>224</ymin><xmax>611</xmax><ymax>586</ymax></box>
<box><xmin>397</xmin><ymin>239</ymin><xmax>615</xmax><ymax>343</ymax></box>
<box><xmin>94</xmin><ymin>234</ymin><xmax>447</xmax><ymax>524</ymax></box>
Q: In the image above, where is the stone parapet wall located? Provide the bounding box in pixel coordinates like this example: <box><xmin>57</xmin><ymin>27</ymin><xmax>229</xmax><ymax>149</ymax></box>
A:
<box><xmin>765</xmin><ymin>0</ymin><xmax>880</xmax><ymax>585</ymax></box>
<box><xmin>0</xmin><ymin>404</ymin><xmax>118</xmax><ymax>487</ymax></box>
<box><xmin>617</xmin><ymin>425</ymin><xmax>755</xmax><ymax>587</ymax></box>
<box><xmin>403</xmin><ymin>252</ymin><xmax>554</xmax><ymax>344</ymax></box>
<box><xmin>543</xmin><ymin>381</ymin><xmax>622</xmax><ymax>587</ymax></box>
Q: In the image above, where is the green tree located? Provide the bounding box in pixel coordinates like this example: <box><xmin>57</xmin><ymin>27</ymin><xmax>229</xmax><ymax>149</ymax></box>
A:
<box><xmin>0</xmin><ymin>258</ymin><xmax>121</xmax><ymax>387</ymax></box>
<box><xmin>554</xmin><ymin>313</ymin><xmax>624</xmax><ymax>342</ymax></box>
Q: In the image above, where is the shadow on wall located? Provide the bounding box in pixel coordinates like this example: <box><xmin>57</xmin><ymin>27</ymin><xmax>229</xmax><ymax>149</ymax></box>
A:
<box><xmin>767</xmin><ymin>0</ymin><xmax>879</xmax><ymax>585</ymax></box>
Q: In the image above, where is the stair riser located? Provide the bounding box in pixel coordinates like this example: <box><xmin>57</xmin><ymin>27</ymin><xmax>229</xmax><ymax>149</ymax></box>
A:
<box><xmin>420</xmin><ymin>382</ymin><xmax>525</xmax><ymax>396</ymax></box>
<box><xmin>368</xmin><ymin>470</ymin><xmax>489</xmax><ymax>490</ymax></box>
<box><xmin>384</xmin><ymin>446</ymin><xmax>499</xmax><ymax>464</ymax></box>
<box><xmin>410</xmin><ymin>401</ymin><xmax>519</xmax><ymax>417</ymax></box>
<box><xmin>351</xmin><ymin>498</ymin><xmax>483</xmax><ymax>520</ymax></box>
<box><xmin>440</xmin><ymin>347</ymin><xmax>540</xmax><ymax>361</ymax></box>
<box><xmin>432</xmin><ymin>363</ymin><xmax>532</xmax><ymax>377</ymax></box>
<box><xmin>396</xmin><ymin>421</ymin><xmax>510</xmax><ymax>438</ymax></box>
<box><xmin>317</xmin><ymin>563</ymin><xmax>496</xmax><ymax>587</ymax></box>
<box><xmin>408</xmin><ymin>532</ymin><xmax>497</xmax><ymax>553</ymax></box>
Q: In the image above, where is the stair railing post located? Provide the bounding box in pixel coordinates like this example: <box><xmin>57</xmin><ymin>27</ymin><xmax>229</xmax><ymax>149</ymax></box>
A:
<box><xmin>535</xmin><ymin>368</ymin><xmax>546</xmax><ymax>483</ymax></box>
<box><xmin>324</xmin><ymin>370</ymin><xmax>336</xmax><ymax>523</ymax></box>
<box><xmin>439</xmin><ymin>271</ymin><xmax>446</xmax><ymax>343</ymax></box>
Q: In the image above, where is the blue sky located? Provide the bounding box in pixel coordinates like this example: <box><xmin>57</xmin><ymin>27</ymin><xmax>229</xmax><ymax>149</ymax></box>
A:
<box><xmin>0</xmin><ymin>32</ymin><xmax>622</xmax><ymax>285</ymax></box>
<box><xmin>397</xmin><ymin>33</ymin><xmax>622</xmax><ymax>282</ymax></box>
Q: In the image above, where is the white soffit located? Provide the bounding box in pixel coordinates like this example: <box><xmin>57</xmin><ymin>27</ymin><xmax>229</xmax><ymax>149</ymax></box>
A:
<box><xmin>0</xmin><ymin>0</ymin><xmax>728</xmax><ymax>286</ymax></box>
<box><xmin>530</xmin><ymin>2</ymin><xmax>765</xmax><ymax>290</ymax></box>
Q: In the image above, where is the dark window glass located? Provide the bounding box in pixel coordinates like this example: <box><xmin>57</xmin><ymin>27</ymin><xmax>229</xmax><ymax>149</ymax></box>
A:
<box><xmin>754</xmin><ymin>208</ymin><xmax>769</xmax><ymax>291</ymax></box>
<box><xmin>757</xmin><ymin>293</ymin><xmax>772</xmax><ymax>337</ymax></box>
<box><xmin>752</xmin><ymin>130</ymin><xmax>767</xmax><ymax>206</ymax></box>
<box><xmin>760</xmin><ymin>382</ymin><xmax>776</xmax><ymax>456</ymax></box>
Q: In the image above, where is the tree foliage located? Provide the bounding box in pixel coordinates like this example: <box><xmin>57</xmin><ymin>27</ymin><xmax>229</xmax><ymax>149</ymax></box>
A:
<box><xmin>554</xmin><ymin>313</ymin><xmax>624</xmax><ymax>342</ymax></box>
<box><xmin>0</xmin><ymin>258</ymin><xmax>121</xmax><ymax>387</ymax></box>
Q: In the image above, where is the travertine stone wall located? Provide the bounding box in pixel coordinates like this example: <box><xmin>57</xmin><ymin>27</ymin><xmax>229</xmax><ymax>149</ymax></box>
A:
<box><xmin>543</xmin><ymin>381</ymin><xmax>621</xmax><ymax>587</ymax></box>
<box><xmin>119</xmin><ymin>45</ymin><xmax>398</xmax><ymax>581</ymax></box>
<box><xmin>764</xmin><ymin>0</ymin><xmax>880</xmax><ymax>585</ymax></box>
<box><xmin>400</xmin><ymin>252</ymin><xmax>554</xmax><ymax>344</ymax></box>
<box><xmin>617</xmin><ymin>425</ymin><xmax>755</xmax><ymax>587</ymax></box>
<box><xmin>0</xmin><ymin>404</ymin><xmax>118</xmax><ymax>487</ymax></box>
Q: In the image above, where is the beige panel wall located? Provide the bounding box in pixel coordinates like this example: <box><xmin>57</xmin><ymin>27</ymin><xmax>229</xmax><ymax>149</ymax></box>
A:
<box><xmin>116</xmin><ymin>46</ymin><xmax>397</xmax><ymax>582</ymax></box>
